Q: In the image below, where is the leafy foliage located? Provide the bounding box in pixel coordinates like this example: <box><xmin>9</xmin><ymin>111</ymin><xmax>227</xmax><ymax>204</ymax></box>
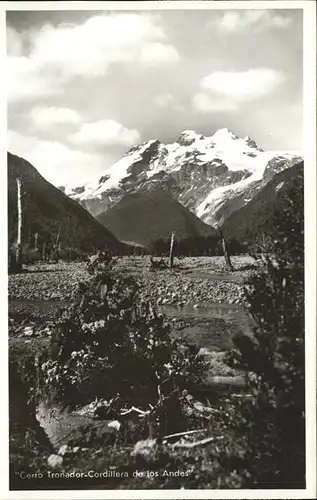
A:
<box><xmin>39</xmin><ymin>258</ymin><xmax>207</xmax><ymax>419</ymax></box>
<box><xmin>223</xmin><ymin>164</ymin><xmax>305</xmax><ymax>488</ymax></box>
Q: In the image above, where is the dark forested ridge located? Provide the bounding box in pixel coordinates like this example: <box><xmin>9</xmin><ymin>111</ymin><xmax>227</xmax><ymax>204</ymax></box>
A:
<box><xmin>97</xmin><ymin>190</ymin><xmax>217</xmax><ymax>247</ymax></box>
<box><xmin>221</xmin><ymin>161</ymin><xmax>304</xmax><ymax>243</ymax></box>
<box><xmin>7</xmin><ymin>152</ymin><xmax>123</xmax><ymax>252</ymax></box>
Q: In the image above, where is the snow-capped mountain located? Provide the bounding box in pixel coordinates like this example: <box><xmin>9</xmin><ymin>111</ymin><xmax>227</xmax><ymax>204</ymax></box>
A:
<box><xmin>65</xmin><ymin>128</ymin><xmax>302</xmax><ymax>227</ymax></box>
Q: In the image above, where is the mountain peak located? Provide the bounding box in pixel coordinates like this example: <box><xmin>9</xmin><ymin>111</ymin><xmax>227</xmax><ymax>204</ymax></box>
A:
<box><xmin>211</xmin><ymin>128</ymin><xmax>238</xmax><ymax>142</ymax></box>
<box><xmin>125</xmin><ymin>138</ymin><xmax>160</xmax><ymax>157</ymax></box>
<box><xmin>244</xmin><ymin>135</ymin><xmax>259</xmax><ymax>149</ymax></box>
<box><xmin>177</xmin><ymin>130</ymin><xmax>205</xmax><ymax>146</ymax></box>
<box><xmin>66</xmin><ymin>127</ymin><xmax>302</xmax><ymax>229</ymax></box>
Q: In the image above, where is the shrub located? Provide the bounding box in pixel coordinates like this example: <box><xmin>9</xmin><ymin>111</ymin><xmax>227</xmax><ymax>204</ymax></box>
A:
<box><xmin>9</xmin><ymin>342</ymin><xmax>40</xmax><ymax>408</ymax></box>
<box><xmin>38</xmin><ymin>259</ymin><xmax>208</xmax><ymax>435</ymax></box>
<box><xmin>222</xmin><ymin>165</ymin><xmax>305</xmax><ymax>488</ymax></box>
<box><xmin>86</xmin><ymin>250</ymin><xmax>113</xmax><ymax>274</ymax></box>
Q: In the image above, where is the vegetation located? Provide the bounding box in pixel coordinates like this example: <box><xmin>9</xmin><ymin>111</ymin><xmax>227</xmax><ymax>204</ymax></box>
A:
<box><xmin>221</xmin><ymin>161</ymin><xmax>305</xmax><ymax>488</ymax></box>
<box><xmin>222</xmin><ymin>161</ymin><xmax>303</xmax><ymax>243</ymax></box>
<box><xmin>8</xmin><ymin>152</ymin><xmax>122</xmax><ymax>254</ymax></box>
<box><xmin>37</xmin><ymin>256</ymin><xmax>207</xmax><ymax>414</ymax></box>
<box><xmin>9</xmin><ymin>256</ymin><xmax>211</xmax><ymax>489</ymax></box>
<box><xmin>97</xmin><ymin>190</ymin><xmax>216</xmax><ymax>247</ymax></box>
<box><xmin>148</xmin><ymin>234</ymin><xmax>247</xmax><ymax>258</ymax></box>
<box><xmin>9</xmin><ymin>159</ymin><xmax>305</xmax><ymax>490</ymax></box>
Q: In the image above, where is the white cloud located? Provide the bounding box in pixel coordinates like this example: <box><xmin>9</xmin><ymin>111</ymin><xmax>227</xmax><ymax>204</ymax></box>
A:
<box><xmin>30</xmin><ymin>106</ymin><xmax>82</xmax><ymax>130</ymax></box>
<box><xmin>193</xmin><ymin>68</ymin><xmax>286</xmax><ymax>113</ymax></box>
<box><xmin>213</xmin><ymin>10</ymin><xmax>293</xmax><ymax>34</ymax></box>
<box><xmin>193</xmin><ymin>93</ymin><xmax>238</xmax><ymax>113</ymax></box>
<box><xmin>8</xmin><ymin>130</ymin><xmax>113</xmax><ymax>187</ymax></box>
<box><xmin>201</xmin><ymin>69</ymin><xmax>285</xmax><ymax>101</ymax></box>
<box><xmin>6</xmin><ymin>26</ymin><xmax>23</xmax><ymax>56</ymax></box>
<box><xmin>7</xmin><ymin>14</ymin><xmax>180</xmax><ymax>102</ymax></box>
<box><xmin>155</xmin><ymin>93</ymin><xmax>173</xmax><ymax>108</ymax></box>
<box><xmin>139</xmin><ymin>43</ymin><xmax>179</xmax><ymax>65</ymax></box>
<box><xmin>7</xmin><ymin>56</ymin><xmax>63</xmax><ymax>102</ymax></box>
<box><xmin>155</xmin><ymin>92</ymin><xmax>184</xmax><ymax>111</ymax></box>
<box><xmin>69</xmin><ymin>120</ymin><xmax>141</xmax><ymax>149</ymax></box>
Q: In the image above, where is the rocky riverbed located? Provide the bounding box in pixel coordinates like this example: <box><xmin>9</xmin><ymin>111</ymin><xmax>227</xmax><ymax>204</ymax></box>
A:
<box><xmin>9</xmin><ymin>256</ymin><xmax>257</xmax><ymax>307</ymax></box>
<box><xmin>138</xmin><ymin>273</ymin><xmax>246</xmax><ymax>307</ymax></box>
<box><xmin>8</xmin><ymin>256</ymin><xmax>258</xmax><ymax>347</ymax></box>
<box><xmin>121</xmin><ymin>255</ymin><xmax>256</xmax><ymax>307</ymax></box>
<box><xmin>8</xmin><ymin>262</ymin><xmax>88</xmax><ymax>302</ymax></box>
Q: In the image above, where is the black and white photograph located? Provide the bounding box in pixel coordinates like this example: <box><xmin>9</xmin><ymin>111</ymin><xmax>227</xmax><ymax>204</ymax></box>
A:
<box><xmin>3</xmin><ymin>1</ymin><xmax>316</xmax><ymax>498</ymax></box>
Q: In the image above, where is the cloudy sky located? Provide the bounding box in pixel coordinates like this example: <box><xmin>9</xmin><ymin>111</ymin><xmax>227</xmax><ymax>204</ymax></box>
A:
<box><xmin>7</xmin><ymin>8</ymin><xmax>303</xmax><ymax>188</ymax></box>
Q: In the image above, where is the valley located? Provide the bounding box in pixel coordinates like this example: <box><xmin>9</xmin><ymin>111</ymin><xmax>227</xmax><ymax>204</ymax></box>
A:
<box><xmin>6</xmin><ymin>4</ymin><xmax>307</xmax><ymax>490</ymax></box>
<box><xmin>9</xmin><ymin>255</ymin><xmax>255</xmax><ymax>336</ymax></box>
<box><xmin>7</xmin><ymin>130</ymin><xmax>304</xmax><ymax>491</ymax></box>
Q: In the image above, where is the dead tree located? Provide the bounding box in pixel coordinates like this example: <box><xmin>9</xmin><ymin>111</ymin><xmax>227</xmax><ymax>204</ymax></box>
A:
<box><xmin>34</xmin><ymin>232</ymin><xmax>39</xmax><ymax>251</ymax></box>
<box><xmin>133</xmin><ymin>244</ymin><xmax>137</xmax><ymax>261</ymax></box>
<box><xmin>219</xmin><ymin>229</ymin><xmax>233</xmax><ymax>271</ymax></box>
<box><xmin>15</xmin><ymin>177</ymin><xmax>23</xmax><ymax>270</ymax></box>
<box><xmin>169</xmin><ymin>232</ymin><xmax>175</xmax><ymax>269</ymax></box>
<box><xmin>55</xmin><ymin>230</ymin><xmax>61</xmax><ymax>251</ymax></box>
<box><xmin>42</xmin><ymin>242</ymin><xmax>50</xmax><ymax>263</ymax></box>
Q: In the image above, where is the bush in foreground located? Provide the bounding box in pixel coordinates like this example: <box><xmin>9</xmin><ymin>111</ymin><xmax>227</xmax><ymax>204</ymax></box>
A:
<box><xmin>222</xmin><ymin>164</ymin><xmax>305</xmax><ymax>488</ymax></box>
<box><xmin>39</xmin><ymin>259</ymin><xmax>207</xmax><ymax>435</ymax></box>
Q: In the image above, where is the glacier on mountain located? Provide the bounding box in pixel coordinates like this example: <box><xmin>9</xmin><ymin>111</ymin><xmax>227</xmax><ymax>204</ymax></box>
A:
<box><xmin>65</xmin><ymin>128</ymin><xmax>302</xmax><ymax>226</ymax></box>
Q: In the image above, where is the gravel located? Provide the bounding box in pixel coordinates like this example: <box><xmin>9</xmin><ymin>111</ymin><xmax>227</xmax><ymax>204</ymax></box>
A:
<box><xmin>8</xmin><ymin>258</ymin><xmax>254</xmax><ymax>339</ymax></box>
<box><xmin>138</xmin><ymin>272</ymin><xmax>247</xmax><ymax>307</ymax></box>
<box><xmin>9</xmin><ymin>258</ymin><xmax>252</xmax><ymax>306</ymax></box>
<box><xmin>8</xmin><ymin>262</ymin><xmax>89</xmax><ymax>301</ymax></box>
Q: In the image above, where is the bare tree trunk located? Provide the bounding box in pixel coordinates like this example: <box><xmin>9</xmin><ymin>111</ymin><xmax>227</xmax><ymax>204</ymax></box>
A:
<box><xmin>55</xmin><ymin>230</ymin><xmax>60</xmax><ymax>250</ymax></box>
<box><xmin>16</xmin><ymin>177</ymin><xmax>23</xmax><ymax>270</ymax></box>
<box><xmin>34</xmin><ymin>232</ymin><xmax>39</xmax><ymax>251</ymax></box>
<box><xmin>169</xmin><ymin>232</ymin><xmax>175</xmax><ymax>269</ymax></box>
<box><xmin>42</xmin><ymin>242</ymin><xmax>46</xmax><ymax>263</ymax></box>
<box><xmin>219</xmin><ymin>229</ymin><xmax>233</xmax><ymax>271</ymax></box>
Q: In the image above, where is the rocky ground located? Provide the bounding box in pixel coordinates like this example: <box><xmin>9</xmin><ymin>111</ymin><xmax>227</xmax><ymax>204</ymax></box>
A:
<box><xmin>8</xmin><ymin>261</ymin><xmax>88</xmax><ymax>302</ymax></box>
<box><xmin>8</xmin><ymin>256</ymin><xmax>258</xmax><ymax>344</ymax></box>
<box><xmin>139</xmin><ymin>273</ymin><xmax>246</xmax><ymax>307</ymax></box>
<box><xmin>121</xmin><ymin>255</ymin><xmax>257</xmax><ymax>307</ymax></box>
<box><xmin>8</xmin><ymin>255</ymin><xmax>257</xmax><ymax>304</ymax></box>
